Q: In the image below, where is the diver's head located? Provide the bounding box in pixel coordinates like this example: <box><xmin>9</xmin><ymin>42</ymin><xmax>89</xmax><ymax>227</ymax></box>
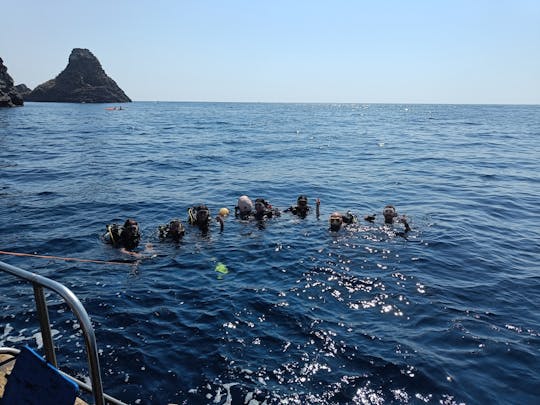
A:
<box><xmin>383</xmin><ymin>205</ymin><xmax>397</xmax><ymax>224</ymax></box>
<box><xmin>121</xmin><ymin>218</ymin><xmax>141</xmax><ymax>249</ymax></box>
<box><xmin>123</xmin><ymin>218</ymin><xmax>139</xmax><ymax>235</ymax></box>
<box><xmin>196</xmin><ymin>205</ymin><xmax>210</xmax><ymax>226</ymax></box>
<box><xmin>168</xmin><ymin>219</ymin><xmax>185</xmax><ymax>241</ymax></box>
<box><xmin>329</xmin><ymin>212</ymin><xmax>343</xmax><ymax>231</ymax></box>
<box><xmin>296</xmin><ymin>195</ymin><xmax>309</xmax><ymax>216</ymax></box>
<box><xmin>254</xmin><ymin>198</ymin><xmax>266</xmax><ymax>214</ymax></box>
<box><xmin>237</xmin><ymin>195</ymin><xmax>253</xmax><ymax>216</ymax></box>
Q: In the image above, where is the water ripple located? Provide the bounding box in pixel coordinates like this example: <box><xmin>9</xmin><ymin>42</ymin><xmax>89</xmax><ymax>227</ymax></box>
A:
<box><xmin>1</xmin><ymin>103</ymin><xmax>539</xmax><ymax>404</ymax></box>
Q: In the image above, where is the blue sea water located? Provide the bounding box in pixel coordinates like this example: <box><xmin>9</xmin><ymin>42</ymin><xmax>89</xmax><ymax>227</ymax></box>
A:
<box><xmin>1</xmin><ymin>102</ymin><xmax>539</xmax><ymax>404</ymax></box>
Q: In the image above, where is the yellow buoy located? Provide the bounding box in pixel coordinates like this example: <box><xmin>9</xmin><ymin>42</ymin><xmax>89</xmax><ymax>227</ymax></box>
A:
<box><xmin>219</xmin><ymin>207</ymin><xmax>230</xmax><ymax>217</ymax></box>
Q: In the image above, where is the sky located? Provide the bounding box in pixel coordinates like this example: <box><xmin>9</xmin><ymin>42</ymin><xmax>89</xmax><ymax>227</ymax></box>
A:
<box><xmin>2</xmin><ymin>1</ymin><xmax>539</xmax><ymax>104</ymax></box>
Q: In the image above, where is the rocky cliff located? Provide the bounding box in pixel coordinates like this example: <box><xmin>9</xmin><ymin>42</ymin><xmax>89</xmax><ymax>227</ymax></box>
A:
<box><xmin>26</xmin><ymin>48</ymin><xmax>131</xmax><ymax>103</ymax></box>
<box><xmin>0</xmin><ymin>58</ymin><xmax>24</xmax><ymax>107</ymax></box>
<box><xmin>14</xmin><ymin>83</ymin><xmax>32</xmax><ymax>98</ymax></box>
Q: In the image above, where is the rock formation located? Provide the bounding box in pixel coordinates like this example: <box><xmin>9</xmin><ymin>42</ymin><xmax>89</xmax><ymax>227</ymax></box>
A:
<box><xmin>0</xmin><ymin>58</ymin><xmax>24</xmax><ymax>107</ymax></box>
<box><xmin>14</xmin><ymin>83</ymin><xmax>32</xmax><ymax>98</ymax></box>
<box><xmin>26</xmin><ymin>48</ymin><xmax>131</xmax><ymax>103</ymax></box>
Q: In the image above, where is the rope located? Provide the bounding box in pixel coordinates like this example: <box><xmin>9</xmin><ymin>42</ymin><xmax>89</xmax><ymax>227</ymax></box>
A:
<box><xmin>0</xmin><ymin>250</ymin><xmax>135</xmax><ymax>266</ymax></box>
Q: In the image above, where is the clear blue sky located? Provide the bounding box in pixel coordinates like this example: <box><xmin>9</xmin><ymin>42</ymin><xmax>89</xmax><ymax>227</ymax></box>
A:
<box><xmin>2</xmin><ymin>0</ymin><xmax>539</xmax><ymax>103</ymax></box>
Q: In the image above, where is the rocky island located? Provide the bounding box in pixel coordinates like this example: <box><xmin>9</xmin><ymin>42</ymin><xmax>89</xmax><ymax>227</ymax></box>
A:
<box><xmin>0</xmin><ymin>58</ymin><xmax>24</xmax><ymax>107</ymax></box>
<box><xmin>26</xmin><ymin>48</ymin><xmax>131</xmax><ymax>103</ymax></box>
<box><xmin>14</xmin><ymin>84</ymin><xmax>31</xmax><ymax>98</ymax></box>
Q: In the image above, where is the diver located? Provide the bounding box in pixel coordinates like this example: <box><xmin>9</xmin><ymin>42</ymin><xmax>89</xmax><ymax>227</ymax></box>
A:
<box><xmin>284</xmin><ymin>195</ymin><xmax>320</xmax><ymax>219</ymax></box>
<box><xmin>254</xmin><ymin>198</ymin><xmax>281</xmax><ymax>221</ymax></box>
<box><xmin>158</xmin><ymin>219</ymin><xmax>185</xmax><ymax>242</ymax></box>
<box><xmin>188</xmin><ymin>204</ymin><xmax>224</xmax><ymax>233</ymax></box>
<box><xmin>235</xmin><ymin>195</ymin><xmax>254</xmax><ymax>220</ymax></box>
<box><xmin>329</xmin><ymin>211</ymin><xmax>358</xmax><ymax>232</ymax></box>
<box><xmin>364</xmin><ymin>205</ymin><xmax>411</xmax><ymax>235</ymax></box>
<box><xmin>104</xmin><ymin>218</ymin><xmax>141</xmax><ymax>250</ymax></box>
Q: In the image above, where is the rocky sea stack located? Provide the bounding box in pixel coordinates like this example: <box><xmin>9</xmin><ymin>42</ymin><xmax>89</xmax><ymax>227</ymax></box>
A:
<box><xmin>0</xmin><ymin>58</ymin><xmax>24</xmax><ymax>107</ymax></box>
<box><xmin>26</xmin><ymin>48</ymin><xmax>131</xmax><ymax>103</ymax></box>
<box><xmin>14</xmin><ymin>84</ymin><xmax>31</xmax><ymax>98</ymax></box>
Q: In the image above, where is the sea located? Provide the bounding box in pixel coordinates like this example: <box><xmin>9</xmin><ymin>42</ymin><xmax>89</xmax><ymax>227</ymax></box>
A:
<box><xmin>1</xmin><ymin>102</ymin><xmax>539</xmax><ymax>404</ymax></box>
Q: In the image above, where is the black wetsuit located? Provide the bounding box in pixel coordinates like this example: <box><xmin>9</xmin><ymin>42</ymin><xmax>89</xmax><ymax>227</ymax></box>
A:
<box><xmin>188</xmin><ymin>205</ymin><xmax>212</xmax><ymax>232</ymax></box>
<box><xmin>159</xmin><ymin>219</ymin><xmax>185</xmax><ymax>242</ymax></box>
<box><xmin>105</xmin><ymin>222</ymin><xmax>141</xmax><ymax>250</ymax></box>
<box><xmin>285</xmin><ymin>205</ymin><xmax>310</xmax><ymax>218</ymax></box>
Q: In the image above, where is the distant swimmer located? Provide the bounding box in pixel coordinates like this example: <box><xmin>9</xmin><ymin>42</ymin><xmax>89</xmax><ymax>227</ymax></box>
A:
<box><xmin>104</xmin><ymin>218</ymin><xmax>141</xmax><ymax>250</ymax></box>
<box><xmin>382</xmin><ymin>205</ymin><xmax>411</xmax><ymax>231</ymax></box>
<box><xmin>254</xmin><ymin>198</ymin><xmax>280</xmax><ymax>221</ymax></box>
<box><xmin>158</xmin><ymin>219</ymin><xmax>185</xmax><ymax>242</ymax></box>
<box><xmin>233</xmin><ymin>196</ymin><xmax>279</xmax><ymax>230</ymax></box>
<box><xmin>188</xmin><ymin>204</ymin><xmax>224</xmax><ymax>233</ymax></box>
<box><xmin>364</xmin><ymin>205</ymin><xmax>411</xmax><ymax>236</ymax></box>
<box><xmin>235</xmin><ymin>195</ymin><xmax>254</xmax><ymax>220</ymax></box>
<box><xmin>284</xmin><ymin>195</ymin><xmax>320</xmax><ymax>219</ymax></box>
<box><xmin>188</xmin><ymin>204</ymin><xmax>211</xmax><ymax>232</ymax></box>
<box><xmin>329</xmin><ymin>211</ymin><xmax>358</xmax><ymax>232</ymax></box>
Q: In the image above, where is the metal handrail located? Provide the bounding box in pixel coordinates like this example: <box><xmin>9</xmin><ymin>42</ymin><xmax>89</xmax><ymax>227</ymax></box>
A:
<box><xmin>0</xmin><ymin>260</ymin><xmax>125</xmax><ymax>405</ymax></box>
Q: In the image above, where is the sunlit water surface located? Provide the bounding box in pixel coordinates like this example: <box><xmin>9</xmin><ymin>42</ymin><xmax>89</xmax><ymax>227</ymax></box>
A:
<box><xmin>1</xmin><ymin>102</ymin><xmax>539</xmax><ymax>404</ymax></box>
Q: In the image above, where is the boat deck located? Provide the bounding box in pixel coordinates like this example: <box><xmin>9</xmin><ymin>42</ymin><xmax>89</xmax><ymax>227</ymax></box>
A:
<box><xmin>0</xmin><ymin>353</ymin><xmax>88</xmax><ymax>405</ymax></box>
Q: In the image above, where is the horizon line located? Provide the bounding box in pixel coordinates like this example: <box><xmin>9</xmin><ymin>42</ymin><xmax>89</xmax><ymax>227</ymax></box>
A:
<box><xmin>65</xmin><ymin>100</ymin><xmax>540</xmax><ymax>106</ymax></box>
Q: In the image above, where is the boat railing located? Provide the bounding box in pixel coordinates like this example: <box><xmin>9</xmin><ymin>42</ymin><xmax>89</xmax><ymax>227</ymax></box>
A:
<box><xmin>0</xmin><ymin>260</ymin><xmax>126</xmax><ymax>405</ymax></box>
